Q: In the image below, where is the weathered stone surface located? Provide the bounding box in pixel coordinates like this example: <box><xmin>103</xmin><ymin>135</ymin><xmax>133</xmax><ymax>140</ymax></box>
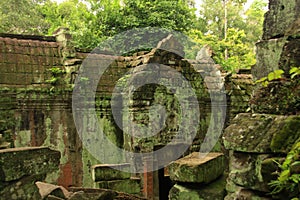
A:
<box><xmin>156</xmin><ymin>34</ymin><xmax>185</xmax><ymax>58</ymax></box>
<box><xmin>97</xmin><ymin>178</ymin><xmax>141</xmax><ymax>195</ymax></box>
<box><xmin>68</xmin><ymin>191</ymin><xmax>116</xmax><ymax>200</ymax></box>
<box><xmin>250</xmin><ymin>80</ymin><xmax>300</xmax><ymax>115</ymax></box>
<box><xmin>0</xmin><ymin>147</ymin><xmax>60</xmax><ymax>182</ymax></box>
<box><xmin>223</xmin><ymin>113</ymin><xmax>300</xmax><ymax>153</ymax></box>
<box><xmin>279</xmin><ymin>39</ymin><xmax>300</xmax><ymax>75</ymax></box>
<box><xmin>225</xmin><ymin>188</ymin><xmax>272</xmax><ymax>200</ymax></box>
<box><xmin>262</xmin><ymin>0</ymin><xmax>300</xmax><ymax>40</ymax></box>
<box><xmin>169</xmin><ymin>177</ymin><xmax>226</xmax><ymax>200</ymax></box>
<box><xmin>69</xmin><ymin>187</ymin><xmax>146</xmax><ymax>200</ymax></box>
<box><xmin>92</xmin><ymin>163</ymin><xmax>132</xmax><ymax>181</ymax></box>
<box><xmin>227</xmin><ymin>151</ymin><xmax>281</xmax><ymax>192</ymax></box>
<box><xmin>253</xmin><ymin>38</ymin><xmax>285</xmax><ymax>80</ymax></box>
<box><xmin>0</xmin><ymin>174</ymin><xmax>43</xmax><ymax>200</ymax></box>
<box><xmin>168</xmin><ymin>152</ymin><xmax>224</xmax><ymax>183</ymax></box>
<box><xmin>225</xmin><ymin>73</ymin><xmax>254</xmax><ymax>122</ymax></box>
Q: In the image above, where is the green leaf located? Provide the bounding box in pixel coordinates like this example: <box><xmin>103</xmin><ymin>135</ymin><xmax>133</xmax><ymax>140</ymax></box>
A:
<box><xmin>290</xmin><ymin>67</ymin><xmax>300</xmax><ymax>79</ymax></box>
<box><xmin>267</xmin><ymin>72</ymin><xmax>275</xmax><ymax>81</ymax></box>
<box><xmin>290</xmin><ymin>174</ymin><xmax>300</xmax><ymax>183</ymax></box>
<box><xmin>278</xmin><ymin>169</ymin><xmax>290</xmax><ymax>182</ymax></box>
<box><xmin>290</xmin><ymin>67</ymin><xmax>299</xmax><ymax>74</ymax></box>
<box><xmin>267</xmin><ymin>70</ymin><xmax>284</xmax><ymax>81</ymax></box>
<box><xmin>256</xmin><ymin>77</ymin><xmax>267</xmax><ymax>83</ymax></box>
<box><xmin>262</xmin><ymin>81</ymin><xmax>269</xmax><ymax>87</ymax></box>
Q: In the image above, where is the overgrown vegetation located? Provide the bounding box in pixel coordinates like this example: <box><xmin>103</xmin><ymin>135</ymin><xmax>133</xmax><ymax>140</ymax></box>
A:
<box><xmin>256</xmin><ymin>67</ymin><xmax>300</xmax><ymax>87</ymax></box>
<box><xmin>251</xmin><ymin>67</ymin><xmax>300</xmax><ymax>115</ymax></box>
<box><xmin>269</xmin><ymin>142</ymin><xmax>300</xmax><ymax>198</ymax></box>
<box><xmin>46</xmin><ymin>67</ymin><xmax>66</xmax><ymax>93</ymax></box>
<box><xmin>256</xmin><ymin>67</ymin><xmax>300</xmax><ymax>197</ymax></box>
<box><xmin>46</xmin><ymin>67</ymin><xmax>65</xmax><ymax>85</ymax></box>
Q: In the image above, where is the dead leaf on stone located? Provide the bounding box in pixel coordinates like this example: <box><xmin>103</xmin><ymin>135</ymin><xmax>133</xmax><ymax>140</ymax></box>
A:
<box><xmin>35</xmin><ymin>181</ymin><xmax>72</xmax><ymax>199</ymax></box>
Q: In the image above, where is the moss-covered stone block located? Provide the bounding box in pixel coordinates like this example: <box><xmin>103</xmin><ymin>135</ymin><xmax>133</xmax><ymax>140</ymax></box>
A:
<box><xmin>253</xmin><ymin>38</ymin><xmax>285</xmax><ymax>80</ymax></box>
<box><xmin>168</xmin><ymin>152</ymin><xmax>224</xmax><ymax>183</ymax></box>
<box><xmin>0</xmin><ymin>174</ymin><xmax>43</xmax><ymax>199</ymax></box>
<box><xmin>278</xmin><ymin>39</ymin><xmax>300</xmax><ymax>75</ymax></box>
<box><xmin>224</xmin><ymin>188</ymin><xmax>272</xmax><ymax>200</ymax></box>
<box><xmin>0</xmin><ymin>147</ymin><xmax>60</xmax><ymax>182</ymax></box>
<box><xmin>92</xmin><ymin>163</ymin><xmax>132</xmax><ymax>181</ymax></box>
<box><xmin>250</xmin><ymin>80</ymin><xmax>300</xmax><ymax>115</ymax></box>
<box><xmin>270</xmin><ymin>115</ymin><xmax>300</xmax><ymax>152</ymax></box>
<box><xmin>223</xmin><ymin>113</ymin><xmax>300</xmax><ymax>153</ymax></box>
<box><xmin>227</xmin><ymin>152</ymin><xmax>282</xmax><ymax>192</ymax></box>
<box><xmin>169</xmin><ymin>176</ymin><xmax>226</xmax><ymax>200</ymax></box>
<box><xmin>67</xmin><ymin>191</ymin><xmax>117</xmax><ymax>200</ymax></box>
<box><xmin>97</xmin><ymin>178</ymin><xmax>141</xmax><ymax>195</ymax></box>
<box><xmin>262</xmin><ymin>0</ymin><xmax>300</xmax><ymax>40</ymax></box>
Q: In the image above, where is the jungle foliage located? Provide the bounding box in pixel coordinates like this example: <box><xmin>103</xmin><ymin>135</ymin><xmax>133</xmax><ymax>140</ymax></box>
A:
<box><xmin>0</xmin><ymin>0</ymin><xmax>268</xmax><ymax>71</ymax></box>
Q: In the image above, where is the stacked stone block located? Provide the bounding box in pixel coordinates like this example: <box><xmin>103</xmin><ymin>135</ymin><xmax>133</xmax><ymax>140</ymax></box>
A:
<box><xmin>0</xmin><ymin>33</ymin><xmax>62</xmax><ymax>85</ymax></box>
<box><xmin>167</xmin><ymin>152</ymin><xmax>226</xmax><ymax>200</ymax></box>
<box><xmin>223</xmin><ymin>113</ymin><xmax>300</xmax><ymax>199</ymax></box>
<box><xmin>223</xmin><ymin>1</ymin><xmax>300</xmax><ymax>199</ymax></box>
<box><xmin>225</xmin><ymin>70</ymin><xmax>254</xmax><ymax>123</ymax></box>
<box><xmin>91</xmin><ymin>163</ymin><xmax>142</xmax><ymax>196</ymax></box>
<box><xmin>252</xmin><ymin>0</ymin><xmax>300</xmax><ymax>79</ymax></box>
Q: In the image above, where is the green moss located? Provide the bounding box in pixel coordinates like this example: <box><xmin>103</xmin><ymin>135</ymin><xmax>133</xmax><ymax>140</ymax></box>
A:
<box><xmin>169</xmin><ymin>184</ymin><xmax>204</xmax><ymax>200</ymax></box>
<box><xmin>169</xmin><ymin>177</ymin><xmax>226</xmax><ymax>200</ymax></box>
<box><xmin>43</xmin><ymin>118</ymin><xmax>52</xmax><ymax>147</ymax></box>
<box><xmin>261</xmin><ymin>157</ymin><xmax>282</xmax><ymax>185</ymax></box>
<box><xmin>271</xmin><ymin>116</ymin><xmax>300</xmax><ymax>152</ymax></box>
<box><xmin>57</xmin><ymin>124</ymin><xmax>67</xmax><ymax>165</ymax></box>
<box><xmin>14</xmin><ymin>130</ymin><xmax>31</xmax><ymax>147</ymax></box>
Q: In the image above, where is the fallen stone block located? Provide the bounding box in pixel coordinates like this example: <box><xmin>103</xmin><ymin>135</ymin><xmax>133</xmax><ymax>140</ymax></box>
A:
<box><xmin>168</xmin><ymin>152</ymin><xmax>224</xmax><ymax>183</ymax></box>
<box><xmin>0</xmin><ymin>174</ymin><xmax>43</xmax><ymax>199</ymax></box>
<box><xmin>0</xmin><ymin>147</ymin><xmax>60</xmax><ymax>182</ymax></box>
<box><xmin>168</xmin><ymin>176</ymin><xmax>226</xmax><ymax>200</ymax></box>
<box><xmin>35</xmin><ymin>181</ymin><xmax>72</xmax><ymax>199</ymax></box>
<box><xmin>223</xmin><ymin>113</ymin><xmax>300</xmax><ymax>153</ymax></box>
<box><xmin>224</xmin><ymin>188</ymin><xmax>272</xmax><ymax>200</ymax></box>
<box><xmin>69</xmin><ymin>187</ymin><xmax>147</xmax><ymax>200</ymax></box>
<box><xmin>226</xmin><ymin>152</ymin><xmax>282</xmax><ymax>193</ymax></box>
<box><xmin>97</xmin><ymin>178</ymin><xmax>141</xmax><ymax>195</ymax></box>
<box><xmin>92</xmin><ymin>163</ymin><xmax>132</xmax><ymax>181</ymax></box>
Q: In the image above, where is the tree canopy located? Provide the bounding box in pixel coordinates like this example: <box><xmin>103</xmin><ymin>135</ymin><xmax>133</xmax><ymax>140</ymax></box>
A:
<box><xmin>0</xmin><ymin>0</ymin><xmax>268</xmax><ymax>71</ymax></box>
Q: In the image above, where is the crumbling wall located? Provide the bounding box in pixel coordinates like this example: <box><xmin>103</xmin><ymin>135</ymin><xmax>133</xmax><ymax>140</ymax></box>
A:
<box><xmin>0</xmin><ymin>29</ymin><xmax>254</xmax><ymax>196</ymax></box>
<box><xmin>224</xmin><ymin>0</ymin><xmax>300</xmax><ymax>199</ymax></box>
<box><xmin>252</xmin><ymin>0</ymin><xmax>300</xmax><ymax>79</ymax></box>
<box><xmin>0</xmin><ymin>31</ymin><xmax>83</xmax><ymax>188</ymax></box>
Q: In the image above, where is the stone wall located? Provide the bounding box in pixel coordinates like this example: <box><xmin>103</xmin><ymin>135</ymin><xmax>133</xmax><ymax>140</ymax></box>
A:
<box><xmin>223</xmin><ymin>0</ymin><xmax>300</xmax><ymax>199</ymax></box>
<box><xmin>0</xmin><ymin>33</ymin><xmax>60</xmax><ymax>85</ymax></box>
<box><xmin>223</xmin><ymin>114</ymin><xmax>300</xmax><ymax>199</ymax></box>
<box><xmin>92</xmin><ymin>163</ymin><xmax>142</xmax><ymax>196</ymax></box>
<box><xmin>252</xmin><ymin>0</ymin><xmax>300</xmax><ymax>79</ymax></box>
<box><xmin>0</xmin><ymin>29</ymin><xmax>254</xmax><ymax>197</ymax></box>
